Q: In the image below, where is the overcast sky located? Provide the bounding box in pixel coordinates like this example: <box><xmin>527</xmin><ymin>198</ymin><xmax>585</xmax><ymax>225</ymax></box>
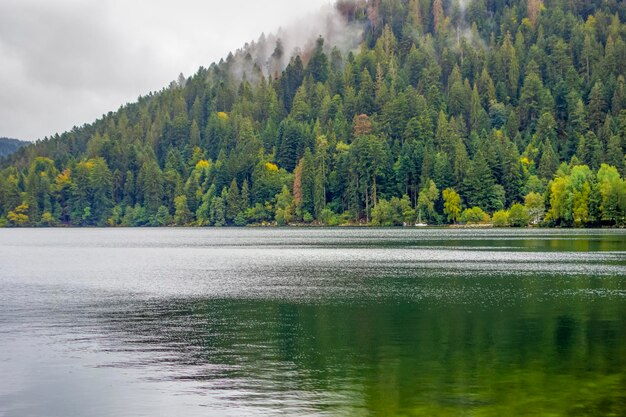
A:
<box><xmin>0</xmin><ymin>0</ymin><xmax>332</xmax><ymax>142</ymax></box>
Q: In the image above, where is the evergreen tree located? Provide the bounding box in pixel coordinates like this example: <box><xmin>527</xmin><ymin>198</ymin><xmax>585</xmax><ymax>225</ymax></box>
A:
<box><xmin>538</xmin><ymin>141</ymin><xmax>560</xmax><ymax>180</ymax></box>
<box><xmin>577</xmin><ymin>131</ymin><xmax>603</xmax><ymax>171</ymax></box>
<box><xmin>137</xmin><ymin>158</ymin><xmax>164</xmax><ymax>216</ymax></box>
<box><xmin>463</xmin><ymin>151</ymin><xmax>498</xmax><ymax>212</ymax></box>
<box><xmin>225</xmin><ymin>179</ymin><xmax>240</xmax><ymax>223</ymax></box>
<box><xmin>306</xmin><ymin>37</ymin><xmax>330</xmax><ymax>84</ymax></box>
<box><xmin>174</xmin><ymin>195</ymin><xmax>192</xmax><ymax>225</ymax></box>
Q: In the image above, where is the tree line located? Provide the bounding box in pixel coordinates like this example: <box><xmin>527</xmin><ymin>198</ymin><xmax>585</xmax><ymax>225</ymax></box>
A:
<box><xmin>1</xmin><ymin>0</ymin><xmax>626</xmax><ymax>227</ymax></box>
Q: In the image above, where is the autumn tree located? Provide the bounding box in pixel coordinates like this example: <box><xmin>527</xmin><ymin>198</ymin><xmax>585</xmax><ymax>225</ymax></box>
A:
<box><xmin>442</xmin><ymin>188</ymin><xmax>462</xmax><ymax>224</ymax></box>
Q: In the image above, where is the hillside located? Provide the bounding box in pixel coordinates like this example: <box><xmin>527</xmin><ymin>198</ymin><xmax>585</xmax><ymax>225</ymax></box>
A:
<box><xmin>0</xmin><ymin>138</ymin><xmax>28</xmax><ymax>159</ymax></box>
<box><xmin>1</xmin><ymin>0</ymin><xmax>626</xmax><ymax>227</ymax></box>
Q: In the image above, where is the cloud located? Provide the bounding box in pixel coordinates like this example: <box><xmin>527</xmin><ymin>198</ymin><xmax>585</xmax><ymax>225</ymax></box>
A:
<box><xmin>0</xmin><ymin>0</ymin><xmax>332</xmax><ymax>141</ymax></box>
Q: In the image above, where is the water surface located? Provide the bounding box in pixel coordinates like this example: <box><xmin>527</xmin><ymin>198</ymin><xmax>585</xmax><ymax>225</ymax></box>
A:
<box><xmin>1</xmin><ymin>228</ymin><xmax>625</xmax><ymax>416</ymax></box>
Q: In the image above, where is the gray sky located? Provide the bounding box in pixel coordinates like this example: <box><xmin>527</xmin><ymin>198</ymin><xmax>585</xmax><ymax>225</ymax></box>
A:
<box><xmin>0</xmin><ymin>0</ymin><xmax>332</xmax><ymax>142</ymax></box>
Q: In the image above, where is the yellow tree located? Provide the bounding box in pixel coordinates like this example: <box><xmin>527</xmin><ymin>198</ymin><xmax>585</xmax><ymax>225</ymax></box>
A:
<box><xmin>442</xmin><ymin>188</ymin><xmax>462</xmax><ymax>224</ymax></box>
<box><xmin>596</xmin><ymin>164</ymin><xmax>626</xmax><ymax>224</ymax></box>
<box><xmin>547</xmin><ymin>176</ymin><xmax>570</xmax><ymax>224</ymax></box>
<box><xmin>524</xmin><ymin>192</ymin><xmax>545</xmax><ymax>225</ymax></box>
<box><xmin>7</xmin><ymin>203</ymin><xmax>30</xmax><ymax>226</ymax></box>
<box><xmin>417</xmin><ymin>180</ymin><xmax>440</xmax><ymax>223</ymax></box>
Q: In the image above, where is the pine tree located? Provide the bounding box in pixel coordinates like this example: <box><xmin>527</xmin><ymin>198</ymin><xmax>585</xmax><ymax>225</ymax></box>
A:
<box><xmin>225</xmin><ymin>179</ymin><xmax>240</xmax><ymax>223</ymax></box>
<box><xmin>137</xmin><ymin>158</ymin><xmax>164</xmax><ymax>215</ymax></box>
<box><xmin>240</xmin><ymin>179</ymin><xmax>250</xmax><ymax>213</ymax></box>
<box><xmin>174</xmin><ymin>195</ymin><xmax>192</xmax><ymax>225</ymax></box>
<box><xmin>577</xmin><ymin>131</ymin><xmax>603</xmax><ymax>171</ymax></box>
<box><xmin>306</xmin><ymin>37</ymin><xmax>330</xmax><ymax>84</ymax></box>
<box><xmin>538</xmin><ymin>141</ymin><xmax>559</xmax><ymax>180</ymax></box>
<box><xmin>463</xmin><ymin>151</ymin><xmax>497</xmax><ymax>212</ymax></box>
<box><xmin>588</xmin><ymin>81</ymin><xmax>606</xmax><ymax>130</ymax></box>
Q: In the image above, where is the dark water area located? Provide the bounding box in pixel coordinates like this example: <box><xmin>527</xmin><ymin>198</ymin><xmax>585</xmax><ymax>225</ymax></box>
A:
<box><xmin>0</xmin><ymin>228</ymin><xmax>625</xmax><ymax>416</ymax></box>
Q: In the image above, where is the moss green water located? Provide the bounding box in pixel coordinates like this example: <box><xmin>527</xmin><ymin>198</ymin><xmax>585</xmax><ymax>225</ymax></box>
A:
<box><xmin>0</xmin><ymin>228</ymin><xmax>624</xmax><ymax>416</ymax></box>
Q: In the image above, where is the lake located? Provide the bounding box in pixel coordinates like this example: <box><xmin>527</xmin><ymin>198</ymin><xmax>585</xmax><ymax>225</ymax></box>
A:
<box><xmin>0</xmin><ymin>228</ymin><xmax>625</xmax><ymax>416</ymax></box>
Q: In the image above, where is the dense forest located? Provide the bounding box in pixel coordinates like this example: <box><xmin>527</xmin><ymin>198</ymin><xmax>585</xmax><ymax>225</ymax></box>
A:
<box><xmin>2</xmin><ymin>0</ymin><xmax>626</xmax><ymax>227</ymax></box>
<box><xmin>0</xmin><ymin>138</ymin><xmax>28</xmax><ymax>159</ymax></box>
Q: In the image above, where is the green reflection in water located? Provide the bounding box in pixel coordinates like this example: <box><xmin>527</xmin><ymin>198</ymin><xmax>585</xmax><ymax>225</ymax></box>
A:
<box><xmin>105</xmin><ymin>273</ymin><xmax>626</xmax><ymax>416</ymax></box>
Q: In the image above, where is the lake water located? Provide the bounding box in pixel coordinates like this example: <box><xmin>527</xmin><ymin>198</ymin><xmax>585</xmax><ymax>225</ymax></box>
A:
<box><xmin>0</xmin><ymin>228</ymin><xmax>625</xmax><ymax>416</ymax></box>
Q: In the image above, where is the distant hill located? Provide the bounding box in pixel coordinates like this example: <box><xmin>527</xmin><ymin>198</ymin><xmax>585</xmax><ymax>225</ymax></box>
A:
<box><xmin>0</xmin><ymin>138</ymin><xmax>28</xmax><ymax>158</ymax></box>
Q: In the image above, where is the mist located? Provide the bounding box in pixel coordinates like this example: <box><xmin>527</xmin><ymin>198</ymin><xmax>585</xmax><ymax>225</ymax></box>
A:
<box><xmin>459</xmin><ymin>0</ymin><xmax>472</xmax><ymax>13</ymax></box>
<box><xmin>221</xmin><ymin>4</ymin><xmax>364</xmax><ymax>84</ymax></box>
<box><xmin>0</xmin><ymin>0</ymin><xmax>335</xmax><ymax>142</ymax></box>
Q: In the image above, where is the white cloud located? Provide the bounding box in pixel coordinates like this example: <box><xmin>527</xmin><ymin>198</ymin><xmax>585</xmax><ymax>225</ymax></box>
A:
<box><xmin>0</xmin><ymin>0</ymin><xmax>332</xmax><ymax>141</ymax></box>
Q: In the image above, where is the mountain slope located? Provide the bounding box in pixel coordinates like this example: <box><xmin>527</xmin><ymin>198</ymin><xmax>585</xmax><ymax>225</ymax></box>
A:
<box><xmin>0</xmin><ymin>138</ymin><xmax>28</xmax><ymax>159</ymax></box>
<box><xmin>1</xmin><ymin>0</ymin><xmax>626</xmax><ymax>227</ymax></box>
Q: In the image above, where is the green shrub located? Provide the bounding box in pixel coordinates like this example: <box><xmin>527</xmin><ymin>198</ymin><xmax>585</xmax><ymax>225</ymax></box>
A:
<box><xmin>461</xmin><ymin>207</ymin><xmax>491</xmax><ymax>224</ymax></box>
<box><xmin>508</xmin><ymin>203</ymin><xmax>530</xmax><ymax>227</ymax></box>
<box><xmin>234</xmin><ymin>211</ymin><xmax>247</xmax><ymax>226</ymax></box>
<box><xmin>492</xmin><ymin>210</ymin><xmax>509</xmax><ymax>227</ymax></box>
<box><xmin>318</xmin><ymin>208</ymin><xmax>339</xmax><ymax>226</ymax></box>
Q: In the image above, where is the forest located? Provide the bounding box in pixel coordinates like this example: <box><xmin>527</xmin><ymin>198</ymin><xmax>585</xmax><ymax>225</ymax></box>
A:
<box><xmin>1</xmin><ymin>0</ymin><xmax>626</xmax><ymax>227</ymax></box>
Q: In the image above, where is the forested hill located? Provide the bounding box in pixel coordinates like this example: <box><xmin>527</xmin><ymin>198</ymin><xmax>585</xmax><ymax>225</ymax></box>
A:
<box><xmin>2</xmin><ymin>0</ymin><xmax>626</xmax><ymax>228</ymax></box>
<box><xmin>0</xmin><ymin>138</ymin><xmax>28</xmax><ymax>159</ymax></box>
